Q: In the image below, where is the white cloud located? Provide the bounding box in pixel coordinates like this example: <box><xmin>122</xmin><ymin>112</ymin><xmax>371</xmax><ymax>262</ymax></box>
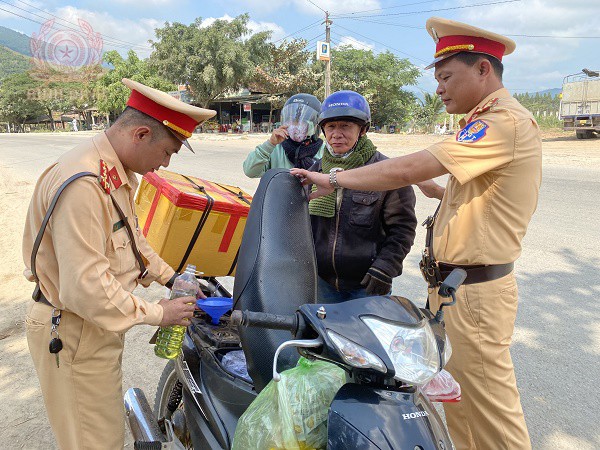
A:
<box><xmin>44</xmin><ymin>6</ymin><xmax>158</xmax><ymax>57</ymax></box>
<box><xmin>231</xmin><ymin>0</ymin><xmax>381</xmax><ymax>16</ymax></box>
<box><xmin>199</xmin><ymin>15</ymin><xmax>286</xmax><ymax>42</ymax></box>
<box><xmin>336</xmin><ymin>35</ymin><xmax>374</xmax><ymax>51</ymax></box>
<box><xmin>109</xmin><ymin>0</ymin><xmax>173</xmax><ymax>4</ymax></box>
<box><xmin>458</xmin><ymin>0</ymin><xmax>600</xmax><ymax>89</ymax></box>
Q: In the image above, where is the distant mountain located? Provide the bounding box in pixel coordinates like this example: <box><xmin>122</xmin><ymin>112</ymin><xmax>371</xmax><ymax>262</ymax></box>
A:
<box><xmin>535</xmin><ymin>88</ymin><xmax>561</xmax><ymax>98</ymax></box>
<box><xmin>0</xmin><ymin>26</ymin><xmax>31</xmax><ymax>56</ymax></box>
<box><xmin>0</xmin><ymin>45</ymin><xmax>31</xmax><ymax>79</ymax></box>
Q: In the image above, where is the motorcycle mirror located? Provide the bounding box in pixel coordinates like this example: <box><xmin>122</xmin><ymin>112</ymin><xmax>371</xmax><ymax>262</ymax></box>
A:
<box><xmin>435</xmin><ymin>268</ymin><xmax>467</xmax><ymax>323</ymax></box>
<box><xmin>438</xmin><ymin>268</ymin><xmax>467</xmax><ymax>298</ymax></box>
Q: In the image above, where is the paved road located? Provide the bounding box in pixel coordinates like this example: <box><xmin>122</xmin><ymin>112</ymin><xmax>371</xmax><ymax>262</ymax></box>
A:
<box><xmin>1</xmin><ymin>132</ymin><xmax>599</xmax><ymax>449</ymax></box>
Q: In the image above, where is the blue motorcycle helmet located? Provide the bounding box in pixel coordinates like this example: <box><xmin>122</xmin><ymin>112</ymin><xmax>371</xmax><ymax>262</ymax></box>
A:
<box><xmin>318</xmin><ymin>90</ymin><xmax>371</xmax><ymax>132</ymax></box>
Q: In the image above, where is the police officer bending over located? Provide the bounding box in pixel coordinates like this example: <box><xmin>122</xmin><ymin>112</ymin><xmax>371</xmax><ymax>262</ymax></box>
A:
<box><xmin>23</xmin><ymin>79</ymin><xmax>215</xmax><ymax>449</ymax></box>
<box><xmin>292</xmin><ymin>17</ymin><xmax>541</xmax><ymax>450</ymax></box>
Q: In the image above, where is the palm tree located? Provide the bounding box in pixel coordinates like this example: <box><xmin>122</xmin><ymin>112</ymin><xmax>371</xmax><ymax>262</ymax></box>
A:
<box><xmin>419</xmin><ymin>92</ymin><xmax>445</xmax><ymax>133</ymax></box>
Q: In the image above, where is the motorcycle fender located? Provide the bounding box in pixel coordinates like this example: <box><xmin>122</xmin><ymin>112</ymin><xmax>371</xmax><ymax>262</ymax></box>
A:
<box><xmin>328</xmin><ymin>383</ymin><xmax>453</xmax><ymax>450</ymax></box>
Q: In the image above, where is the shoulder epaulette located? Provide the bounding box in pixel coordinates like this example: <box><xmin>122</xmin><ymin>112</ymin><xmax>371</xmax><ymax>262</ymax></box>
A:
<box><xmin>99</xmin><ymin>159</ymin><xmax>110</xmax><ymax>194</ymax></box>
<box><xmin>468</xmin><ymin>97</ymin><xmax>499</xmax><ymax>123</ymax></box>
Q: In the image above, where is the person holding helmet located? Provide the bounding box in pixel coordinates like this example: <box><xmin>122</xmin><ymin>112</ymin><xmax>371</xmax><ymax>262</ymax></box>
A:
<box><xmin>309</xmin><ymin>90</ymin><xmax>417</xmax><ymax>303</ymax></box>
<box><xmin>243</xmin><ymin>93</ymin><xmax>325</xmax><ymax>177</ymax></box>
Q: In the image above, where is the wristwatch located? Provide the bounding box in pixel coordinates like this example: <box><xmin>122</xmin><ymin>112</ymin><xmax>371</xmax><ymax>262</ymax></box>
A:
<box><xmin>329</xmin><ymin>167</ymin><xmax>344</xmax><ymax>189</ymax></box>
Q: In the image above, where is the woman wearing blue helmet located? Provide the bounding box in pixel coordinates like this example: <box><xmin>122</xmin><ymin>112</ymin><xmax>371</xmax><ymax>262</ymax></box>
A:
<box><xmin>308</xmin><ymin>90</ymin><xmax>418</xmax><ymax>303</ymax></box>
<box><xmin>243</xmin><ymin>93</ymin><xmax>326</xmax><ymax>177</ymax></box>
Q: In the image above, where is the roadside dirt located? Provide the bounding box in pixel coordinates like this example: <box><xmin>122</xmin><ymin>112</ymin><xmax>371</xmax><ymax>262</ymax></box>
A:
<box><xmin>0</xmin><ymin>130</ymin><xmax>598</xmax><ymax>448</ymax></box>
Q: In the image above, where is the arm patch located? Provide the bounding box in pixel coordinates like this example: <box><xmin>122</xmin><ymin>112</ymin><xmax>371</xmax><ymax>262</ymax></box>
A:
<box><xmin>456</xmin><ymin>119</ymin><xmax>489</xmax><ymax>143</ymax></box>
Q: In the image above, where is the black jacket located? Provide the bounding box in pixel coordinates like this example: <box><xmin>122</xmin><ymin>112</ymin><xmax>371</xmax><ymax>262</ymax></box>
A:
<box><xmin>310</xmin><ymin>151</ymin><xmax>417</xmax><ymax>291</ymax></box>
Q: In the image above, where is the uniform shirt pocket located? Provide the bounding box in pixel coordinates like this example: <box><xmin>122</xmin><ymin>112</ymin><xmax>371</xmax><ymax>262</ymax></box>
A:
<box><xmin>108</xmin><ymin>227</ymin><xmax>136</xmax><ymax>275</ymax></box>
<box><xmin>349</xmin><ymin>192</ymin><xmax>379</xmax><ymax>228</ymax></box>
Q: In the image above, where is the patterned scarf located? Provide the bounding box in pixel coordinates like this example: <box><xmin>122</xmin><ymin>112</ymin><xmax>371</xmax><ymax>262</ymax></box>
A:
<box><xmin>308</xmin><ymin>136</ymin><xmax>377</xmax><ymax>218</ymax></box>
<box><xmin>282</xmin><ymin>138</ymin><xmax>323</xmax><ymax>170</ymax></box>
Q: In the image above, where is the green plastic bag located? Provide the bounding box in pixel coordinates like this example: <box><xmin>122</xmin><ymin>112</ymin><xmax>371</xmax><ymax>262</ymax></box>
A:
<box><xmin>232</xmin><ymin>357</ymin><xmax>346</xmax><ymax>450</ymax></box>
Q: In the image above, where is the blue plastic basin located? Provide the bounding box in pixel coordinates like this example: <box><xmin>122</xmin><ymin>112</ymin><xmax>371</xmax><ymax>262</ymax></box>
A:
<box><xmin>196</xmin><ymin>297</ymin><xmax>233</xmax><ymax>325</ymax></box>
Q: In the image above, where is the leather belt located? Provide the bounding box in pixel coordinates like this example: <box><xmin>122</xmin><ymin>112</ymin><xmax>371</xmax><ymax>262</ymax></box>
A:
<box><xmin>438</xmin><ymin>262</ymin><xmax>514</xmax><ymax>285</ymax></box>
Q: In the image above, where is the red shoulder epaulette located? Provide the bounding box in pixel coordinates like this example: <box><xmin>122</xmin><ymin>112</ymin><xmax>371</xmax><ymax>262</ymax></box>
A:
<box><xmin>468</xmin><ymin>97</ymin><xmax>499</xmax><ymax>123</ymax></box>
<box><xmin>99</xmin><ymin>159</ymin><xmax>111</xmax><ymax>194</ymax></box>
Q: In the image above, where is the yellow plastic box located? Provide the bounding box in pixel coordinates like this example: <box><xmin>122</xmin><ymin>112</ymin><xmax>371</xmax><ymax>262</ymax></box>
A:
<box><xmin>135</xmin><ymin>169</ymin><xmax>252</xmax><ymax>277</ymax></box>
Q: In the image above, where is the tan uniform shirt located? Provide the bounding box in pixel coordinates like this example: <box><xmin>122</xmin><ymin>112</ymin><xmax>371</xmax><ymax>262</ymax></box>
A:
<box><xmin>22</xmin><ymin>132</ymin><xmax>175</xmax><ymax>332</ymax></box>
<box><xmin>426</xmin><ymin>88</ymin><xmax>542</xmax><ymax>265</ymax></box>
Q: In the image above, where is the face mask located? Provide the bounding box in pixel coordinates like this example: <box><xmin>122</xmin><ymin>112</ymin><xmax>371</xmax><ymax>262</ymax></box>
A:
<box><xmin>287</xmin><ymin>123</ymin><xmax>309</xmax><ymax>142</ymax></box>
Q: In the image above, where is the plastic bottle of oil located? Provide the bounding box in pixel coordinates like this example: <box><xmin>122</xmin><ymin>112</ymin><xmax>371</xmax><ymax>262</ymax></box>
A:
<box><xmin>154</xmin><ymin>264</ymin><xmax>199</xmax><ymax>359</ymax></box>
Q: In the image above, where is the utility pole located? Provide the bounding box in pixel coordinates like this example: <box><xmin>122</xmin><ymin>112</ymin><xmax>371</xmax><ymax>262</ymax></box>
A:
<box><xmin>324</xmin><ymin>12</ymin><xmax>332</xmax><ymax>98</ymax></box>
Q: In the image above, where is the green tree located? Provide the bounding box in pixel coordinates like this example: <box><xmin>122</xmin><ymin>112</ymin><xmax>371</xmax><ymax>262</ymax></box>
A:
<box><xmin>414</xmin><ymin>92</ymin><xmax>445</xmax><ymax>132</ymax></box>
<box><xmin>149</xmin><ymin>14</ymin><xmax>271</xmax><ymax>107</ymax></box>
<box><xmin>326</xmin><ymin>46</ymin><xmax>420</xmax><ymax>126</ymax></box>
<box><xmin>95</xmin><ymin>50</ymin><xmax>175</xmax><ymax>116</ymax></box>
<box><xmin>0</xmin><ymin>72</ymin><xmax>44</xmax><ymax>131</ymax></box>
<box><xmin>253</xmin><ymin>39</ymin><xmax>321</xmax><ymax>126</ymax></box>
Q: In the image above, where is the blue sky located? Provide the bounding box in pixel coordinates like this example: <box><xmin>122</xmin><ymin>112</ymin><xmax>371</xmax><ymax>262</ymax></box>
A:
<box><xmin>1</xmin><ymin>0</ymin><xmax>598</xmax><ymax>95</ymax></box>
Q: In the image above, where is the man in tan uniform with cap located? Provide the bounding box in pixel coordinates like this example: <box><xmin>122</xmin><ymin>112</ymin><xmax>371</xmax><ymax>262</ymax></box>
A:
<box><xmin>23</xmin><ymin>79</ymin><xmax>216</xmax><ymax>449</ymax></box>
<box><xmin>292</xmin><ymin>17</ymin><xmax>541</xmax><ymax>450</ymax></box>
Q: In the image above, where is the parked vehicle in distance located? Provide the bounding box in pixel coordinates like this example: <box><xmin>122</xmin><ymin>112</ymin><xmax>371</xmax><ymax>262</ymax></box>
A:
<box><xmin>559</xmin><ymin>68</ymin><xmax>600</xmax><ymax>139</ymax></box>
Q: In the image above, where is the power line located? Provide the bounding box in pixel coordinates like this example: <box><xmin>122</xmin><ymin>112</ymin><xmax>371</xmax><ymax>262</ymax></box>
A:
<box><xmin>333</xmin><ymin>22</ymin><xmax>428</xmax><ymax>63</ymax></box>
<box><xmin>0</xmin><ymin>2</ymin><xmax>151</xmax><ymax>51</ymax></box>
<box><xmin>273</xmin><ymin>19</ymin><xmax>322</xmax><ymax>43</ymax></box>
<box><xmin>337</xmin><ymin>17</ymin><xmax>422</xmax><ymax>28</ymax></box>
<box><xmin>330</xmin><ymin>0</ymin><xmax>521</xmax><ymax>19</ymax></box>
<box><xmin>507</xmin><ymin>34</ymin><xmax>600</xmax><ymax>39</ymax></box>
<box><xmin>305</xmin><ymin>0</ymin><xmax>327</xmax><ymax>14</ymax></box>
<box><xmin>333</xmin><ymin>0</ymin><xmax>442</xmax><ymax>18</ymax></box>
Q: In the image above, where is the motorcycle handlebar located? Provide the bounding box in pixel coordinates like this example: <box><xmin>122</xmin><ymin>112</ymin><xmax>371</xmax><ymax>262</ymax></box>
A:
<box><xmin>230</xmin><ymin>310</ymin><xmax>299</xmax><ymax>333</ymax></box>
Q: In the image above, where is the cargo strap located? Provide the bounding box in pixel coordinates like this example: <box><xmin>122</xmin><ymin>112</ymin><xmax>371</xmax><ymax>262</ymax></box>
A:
<box><xmin>31</xmin><ymin>172</ymin><xmax>147</xmax><ymax>303</ymax></box>
<box><xmin>214</xmin><ymin>182</ymin><xmax>252</xmax><ymax>206</ymax></box>
<box><xmin>177</xmin><ymin>175</ymin><xmax>214</xmax><ymax>273</ymax></box>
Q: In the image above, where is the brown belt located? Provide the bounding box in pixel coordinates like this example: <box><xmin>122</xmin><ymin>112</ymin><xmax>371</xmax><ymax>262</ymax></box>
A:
<box><xmin>438</xmin><ymin>262</ymin><xmax>514</xmax><ymax>285</ymax></box>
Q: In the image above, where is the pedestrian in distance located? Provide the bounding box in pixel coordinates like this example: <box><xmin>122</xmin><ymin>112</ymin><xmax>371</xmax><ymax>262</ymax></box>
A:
<box><xmin>292</xmin><ymin>17</ymin><xmax>541</xmax><ymax>450</ymax></box>
<box><xmin>308</xmin><ymin>90</ymin><xmax>417</xmax><ymax>303</ymax></box>
<box><xmin>243</xmin><ymin>93</ymin><xmax>325</xmax><ymax>177</ymax></box>
<box><xmin>22</xmin><ymin>78</ymin><xmax>215</xmax><ymax>449</ymax></box>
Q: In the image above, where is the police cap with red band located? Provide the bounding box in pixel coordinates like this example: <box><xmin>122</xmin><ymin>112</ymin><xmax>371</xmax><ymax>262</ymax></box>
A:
<box><xmin>425</xmin><ymin>17</ymin><xmax>516</xmax><ymax>70</ymax></box>
<box><xmin>122</xmin><ymin>78</ymin><xmax>216</xmax><ymax>152</ymax></box>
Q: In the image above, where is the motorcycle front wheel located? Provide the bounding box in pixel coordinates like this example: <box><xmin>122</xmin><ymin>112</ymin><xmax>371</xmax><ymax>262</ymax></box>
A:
<box><xmin>155</xmin><ymin>360</ymin><xmax>193</xmax><ymax>449</ymax></box>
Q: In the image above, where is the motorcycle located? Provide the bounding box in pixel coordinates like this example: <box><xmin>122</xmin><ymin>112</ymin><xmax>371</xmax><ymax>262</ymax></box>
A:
<box><xmin>124</xmin><ymin>169</ymin><xmax>464</xmax><ymax>450</ymax></box>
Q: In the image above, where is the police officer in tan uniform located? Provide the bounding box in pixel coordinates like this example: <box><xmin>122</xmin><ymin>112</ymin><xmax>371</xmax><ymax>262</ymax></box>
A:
<box><xmin>23</xmin><ymin>79</ymin><xmax>216</xmax><ymax>449</ymax></box>
<box><xmin>292</xmin><ymin>17</ymin><xmax>541</xmax><ymax>450</ymax></box>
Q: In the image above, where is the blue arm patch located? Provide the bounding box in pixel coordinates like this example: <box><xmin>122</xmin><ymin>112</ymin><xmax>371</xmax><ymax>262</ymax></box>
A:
<box><xmin>456</xmin><ymin>119</ymin><xmax>489</xmax><ymax>143</ymax></box>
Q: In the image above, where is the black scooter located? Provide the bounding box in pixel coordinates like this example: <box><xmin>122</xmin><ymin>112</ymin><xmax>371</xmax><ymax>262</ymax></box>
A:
<box><xmin>124</xmin><ymin>169</ymin><xmax>464</xmax><ymax>450</ymax></box>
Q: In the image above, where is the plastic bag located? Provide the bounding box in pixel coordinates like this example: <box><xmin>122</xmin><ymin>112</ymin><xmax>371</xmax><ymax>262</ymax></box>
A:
<box><xmin>221</xmin><ymin>350</ymin><xmax>252</xmax><ymax>383</ymax></box>
<box><xmin>232</xmin><ymin>357</ymin><xmax>346</xmax><ymax>450</ymax></box>
<box><xmin>422</xmin><ymin>369</ymin><xmax>461</xmax><ymax>402</ymax></box>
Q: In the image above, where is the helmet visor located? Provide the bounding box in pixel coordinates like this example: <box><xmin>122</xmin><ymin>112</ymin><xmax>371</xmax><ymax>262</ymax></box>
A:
<box><xmin>281</xmin><ymin>103</ymin><xmax>319</xmax><ymax>142</ymax></box>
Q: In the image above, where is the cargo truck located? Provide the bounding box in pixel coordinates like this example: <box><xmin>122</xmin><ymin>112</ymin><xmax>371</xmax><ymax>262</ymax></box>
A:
<box><xmin>559</xmin><ymin>69</ymin><xmax>600</xmax><ymax>139</ymax></box>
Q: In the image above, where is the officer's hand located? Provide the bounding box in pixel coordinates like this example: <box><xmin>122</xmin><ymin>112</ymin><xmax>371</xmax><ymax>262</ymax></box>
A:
<box><xmin>416</xmin><ymin>180</ymin><xmax>445</xmax><ymax>200</ymax></box>
<box><xmin>361</xmin><ymin>268</ymin><xmax>393</xmax><ymax>296</ymax></box>
<box><xmin>158</xmin><ymin>296</ymin><xmax>197</xmax><ymax>327</ymax></box>
<box><xmin>269</xmin><ymin>125</ymin><xmax>289</xmax><ymax>145</ymax></box>
<box><xmin>289</xmin><ymin>169</ymin><xmax>333</xmax><ymax>199</ymax></box>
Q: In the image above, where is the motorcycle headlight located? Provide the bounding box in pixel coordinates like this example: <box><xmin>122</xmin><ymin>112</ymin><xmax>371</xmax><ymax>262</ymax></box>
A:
<box><xmin>327</xmin><ymin>330</ymin><xmax>386</xmax><ymax>373</ymax></box>
<box><xmin>362</xmin><ymin>317</ymin><xmax>440</xmax><ymax>386</ymax></box>
<box><xmin>443</xmin><ymin>333</ymin><xmax>452</xmax><ymax>366</ymax></box>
